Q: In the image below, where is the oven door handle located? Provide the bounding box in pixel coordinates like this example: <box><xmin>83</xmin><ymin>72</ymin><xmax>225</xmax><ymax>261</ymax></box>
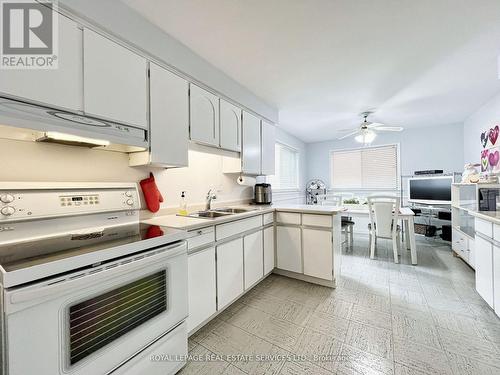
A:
<box><xmin>9</xmin><ymin>241</ymin><xmax>186</xmax><ymax>305</ymax></box>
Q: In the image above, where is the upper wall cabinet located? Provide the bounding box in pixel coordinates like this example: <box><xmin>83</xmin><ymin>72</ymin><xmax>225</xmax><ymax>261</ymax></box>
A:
<box><xmin>220</xmin><ymin>99</ymin><xmax>242</xmax><ymax>152</ymax></box>
<box><xmin>189</xmin><ymin>84</ymin><xmax>220</xmax><ymax>147</ymax></box>
<box><xmin>242</xmin><ymin>111</ymin><xmax>261</xmax><ymax>175</ymax></box>
<box><xmin>261</xmin><ymin>121</ymin><xmax>276</xmax><ymax>176</ymax></box>
<box><xmin>130</xmin><ymin>63</ymin><xmax>189</xmax><ymax>168</ymax></box>
<box><xmin>0</xmin><ymin>14</ymin><xmax>82</xmax><ymax>111</ymax></box>
<box><xmin>83</xmin><ymin>29</ymin><xmax>148</xmax><ymax>129</ymax></box>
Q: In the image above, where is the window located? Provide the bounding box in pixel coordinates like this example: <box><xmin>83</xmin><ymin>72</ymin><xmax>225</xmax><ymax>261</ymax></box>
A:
<box><xmin>330</xmin><ymin>144</ymin><xmax>400</xmax><ymax>190</ymax></box>
<box><xmin>270</xmin><ymin>143</ymin><xmax>299</xmax><ymax>190</ymax></box>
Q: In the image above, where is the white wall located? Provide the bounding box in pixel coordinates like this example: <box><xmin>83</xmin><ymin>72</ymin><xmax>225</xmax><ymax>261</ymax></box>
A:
<box><xmin>464</xmin><ymin>91</ymin><xmax>500</xmax><ymax>164</ymax></box>
<box><xmin>306</xmin><ymin>123</ymin><xmax>464</xmax><ymax>185</ymax></box>
<box><xmin>0</xmin><ymin>139</ymin><xmax>253</xmax><ymax>210</ymax></box>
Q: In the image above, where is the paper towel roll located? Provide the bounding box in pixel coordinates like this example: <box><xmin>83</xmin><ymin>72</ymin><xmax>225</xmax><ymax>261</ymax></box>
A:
<box><xmin>237</xmin><ymin>175</ymin><xmax>256</xmax><ymax>186</ymax></box>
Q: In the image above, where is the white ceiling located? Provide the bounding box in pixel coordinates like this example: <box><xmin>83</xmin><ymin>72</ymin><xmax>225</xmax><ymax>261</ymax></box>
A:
<box><xmin>123</xmin><ymin>0</ymin><xmax>500</xmax><ymax>143</ymax></box>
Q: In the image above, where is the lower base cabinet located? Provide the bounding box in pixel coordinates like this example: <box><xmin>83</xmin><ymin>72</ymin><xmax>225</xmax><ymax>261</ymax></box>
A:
<box><xmin>303</xmin><ymin>228</ymin><xmax>333</xmax><ymax>280</ymax></box>
<box><xmin>263</xmin><ymin>226</ymin><xmax>275</xmax><ymax>274</ymax></box>
<box><xmin>216</xmin><ymin>238</ymin><xmax>244</xmax><ymax>310</ymax></box>
<box><xmin>494</xmin><ymin>246</ymin><xmax>500</xmax><ymax>316</ymax></box>
<box><xmin>475</xmin><ymin>235</ymin><xmax>494</xmax><ymax>307</ymax></box>
<box><xmin>187</xmin><ymin>247</ymin><xmax>216</xmax><ymax>332</ymax></box>
<box><xmin>276</xmin><ymin>226</ymin><xmax>302</xmax><ymax>273</ymax></box>
<box><xmin>244</xmin><ymin>230</ymin><xmax>264</xmax><ymax>290</ymax></box>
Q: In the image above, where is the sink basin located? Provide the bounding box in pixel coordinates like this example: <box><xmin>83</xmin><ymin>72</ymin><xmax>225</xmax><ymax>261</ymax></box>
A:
<box><xmin>186</xmin><ymin>211</ymin><xmax>232</xmax><ymax>219</ymax></box>
<box><xmin>213</xmin><ymin>207</ymin><xmax>254</xmax><ymax>214</ymax></box>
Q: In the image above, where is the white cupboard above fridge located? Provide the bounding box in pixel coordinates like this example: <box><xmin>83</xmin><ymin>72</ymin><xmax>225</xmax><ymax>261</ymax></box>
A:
<box><xmin>0</xmin><ymin>13</ymin><xmax>82</xmax><ymax>111</ymax></box>
<box><xmin>83</xmin><ymin>28</ymin><xmax>148</xmax><ymax>129</ymax></box>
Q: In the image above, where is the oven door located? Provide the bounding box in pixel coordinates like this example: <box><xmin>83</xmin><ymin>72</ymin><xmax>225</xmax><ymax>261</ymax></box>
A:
<box><xmin>3</xmin><ymin>241</ymin><xmax>187</xmax><ymax>375</ymax></box>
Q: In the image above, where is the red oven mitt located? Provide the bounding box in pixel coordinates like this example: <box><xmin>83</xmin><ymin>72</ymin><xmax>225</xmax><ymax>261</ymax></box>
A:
<box><xmin>140</xmin><ymin>173</ymin><xmax>164</xmax><ymax>213</ymax></box>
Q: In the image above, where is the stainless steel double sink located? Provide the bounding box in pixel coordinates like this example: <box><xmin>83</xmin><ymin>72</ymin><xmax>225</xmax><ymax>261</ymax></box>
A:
<box><xmin>185</xmin><ymin>207</ymin><xmax>256</xmax><ymax>219</ymax></box>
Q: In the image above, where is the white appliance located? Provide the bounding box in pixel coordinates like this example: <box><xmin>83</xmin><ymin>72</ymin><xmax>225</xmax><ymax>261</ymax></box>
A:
<box><xmin>0</xmin><ymin>182</ymin><xmax>188</xmax><ymax>375</ymax></box>
<box><xmin>0</xmin><ymin>98</ymin><xmax>148</xmax><ymax>152</ymax></box>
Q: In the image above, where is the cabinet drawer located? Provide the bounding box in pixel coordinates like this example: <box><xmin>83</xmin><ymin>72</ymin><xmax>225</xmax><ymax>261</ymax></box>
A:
<box><xmin>302</xmin><ymin>214</ymin><xmax>332</xmax><ymax>228</ymax></box>
<box><xmin>276</xmin><ymin>212</ymin><xmax>301</xmax><ymax>225</ymax></box>
<box><xmin>476</xmin><ymin>218</ymin><xmax>493</xmax><ymax>237</ymax></box>
<box><xmin>493</xmin><ymin>224</ymin><xmax>500</xmax><ymax>241</ymax></box>
<box><xmin>187</xmin><ymin>227</ymin><xmax>215</xmax><ymax>250</ymax></box>
<box><xmin>216</xmin><ymin>215</ymin><xmax>262</xmax><ymax>240</ymax></box>
<box><xmin>263</xmin><ymin>213</ymin><xmax>274</xmax><ymax>225</ymax></box>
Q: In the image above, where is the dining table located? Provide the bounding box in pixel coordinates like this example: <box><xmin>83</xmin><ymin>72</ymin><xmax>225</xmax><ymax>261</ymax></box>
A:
<box><xmin>342</xmin><ymin>206</ymin><xmax>418</xmax><ymax>265</ymax></box>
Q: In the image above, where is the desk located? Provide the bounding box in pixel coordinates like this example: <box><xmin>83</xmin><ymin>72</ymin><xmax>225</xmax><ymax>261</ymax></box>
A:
<box><xmin>343</xmin><ymin>207</ymin><xmax>417</xmax><ymax>265</ymax></box>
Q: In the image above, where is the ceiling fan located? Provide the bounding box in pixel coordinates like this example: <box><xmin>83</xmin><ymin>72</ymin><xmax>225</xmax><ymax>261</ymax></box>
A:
<box><xmin>337</xmin><ymin>111</ymin><xmax>404</xmax><ymax>144</ymax></box>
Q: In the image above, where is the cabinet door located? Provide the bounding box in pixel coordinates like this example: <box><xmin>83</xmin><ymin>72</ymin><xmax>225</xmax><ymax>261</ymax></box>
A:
<box><xmin>242</xmin><ymin>111</ymin><xmax>261</xmax><ymax>174</ymax></box>
<box><xmin>261</xmin><ymin>121</ymin><xmax>276</xmax><ymax>175</ymax></box>
<box><xmin>216</xmin><ymin>238</ymin><xmax>244</xmax><ymax>310</ymax></box>
<box><xmin>475</xmin><ymin>235</ymin><xmax>494</xmax><ymax>307</ymax></box>
<box><xmin>220</xmin><ymin>99</ymin><xmax>241</xmax><ymax>152</ymax></box>
<box><xmin>244</xmin><ymin>230</ymin><xmax>264</xmax><ymax>290</ymax></box>
<box><xmin>276</xmin><ymin>226</ymin><xmax>302</xmax><ymax>273</ymax></box>
<box><xmin>263</xmin><ymin>226</ymin><xmax>275</xmax><ymax>275</ymax></box>
<box><xmin>494</xmin><ymin>246</ymin><xmax>500</xmax><ymax>317</ymax></box>
<box><xmin>0</xmin><ymin>14</ymin><xmax>82</xmax><ymax>111</ymax></box>
<box><xmin>83</xmin><ymin>28</ymin><xmax>147</xmax><ymax>128</ymax></box>
<box><xmin>303</xmin><ymin>228</ymin><xmax>333</xmax><ymax>280</ymax></box>
<box><xmin>190</xmin><ymin>84</ymin><xmax>219</xmax><ymax>146</ymax></box>
<box><xmin>187</xmin><ymin>247</ymin><xmax>216</xmax><ymax>332</ymax></box>
<box><xmin>149</xmin><ymin>63</ymin><xmax>189</xmax><ymax>167</ymax></box>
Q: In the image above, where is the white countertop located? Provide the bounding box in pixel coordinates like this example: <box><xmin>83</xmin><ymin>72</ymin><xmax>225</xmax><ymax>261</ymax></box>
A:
<box><xmin>142</xmin><ymin>204</ymin><xmax>344</xmax><ymax>231</ymax></box>
<box><xmin>469</xmin><ymin>210</ymin><xmax>500</xmax><ymax>225</ymax></box>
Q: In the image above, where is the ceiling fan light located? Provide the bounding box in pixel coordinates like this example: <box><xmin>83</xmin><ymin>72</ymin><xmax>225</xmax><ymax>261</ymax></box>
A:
<box><xmin>355</xmin><ymin>130</ymin><xmax>376</xmax><ymax>144</ymax></box>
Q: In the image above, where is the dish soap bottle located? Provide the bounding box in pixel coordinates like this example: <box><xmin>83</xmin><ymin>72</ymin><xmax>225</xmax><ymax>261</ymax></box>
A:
<box><xmin>178</xmin><ymin>191</ymin><xmax>188</xmax><ymax>216</ymax></box>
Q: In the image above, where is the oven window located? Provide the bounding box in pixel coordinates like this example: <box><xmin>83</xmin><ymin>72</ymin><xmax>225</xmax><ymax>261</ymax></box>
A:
<box><xmin>69</xmin><ymin>270</ymin><xmax>167</xmax><ymax>365</ymax></box>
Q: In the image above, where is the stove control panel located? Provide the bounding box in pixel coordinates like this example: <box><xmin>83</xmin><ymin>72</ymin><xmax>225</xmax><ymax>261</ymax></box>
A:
<box><xmin>0</xmin><ymin>184</ymin><xmax>141</xmax><ymax>221</ymax></box>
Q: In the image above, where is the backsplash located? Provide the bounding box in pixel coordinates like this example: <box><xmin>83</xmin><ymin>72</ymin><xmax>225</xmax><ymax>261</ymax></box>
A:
<box><xmin>0</xmin><ymin>138</ymin><xmax>253</xmax><ymax>209</ymax></box>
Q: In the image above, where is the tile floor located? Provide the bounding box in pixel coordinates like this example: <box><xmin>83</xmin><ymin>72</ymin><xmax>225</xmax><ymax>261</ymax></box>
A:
<box><xmin>179</xmin><ymin>235</ymin><xmax>500</xmax><ymax>375</ymax></box>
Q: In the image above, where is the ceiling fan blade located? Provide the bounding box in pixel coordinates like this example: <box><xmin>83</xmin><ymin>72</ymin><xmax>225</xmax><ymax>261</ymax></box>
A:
<box><xmin>337</xmin><ymin>130</ymin><xmax>360</xmax><ymax>140</ymax></box>
<box><xmin>374</xmin><ymin>126</ymin><xmax>404</xmax><ymax>132</ymax></box>
<box><xmin>366</xmin><ymin>122</ymin><xmax>386</xmax><ymax>128</ymax></box>
<box><xmin>337</xmin><ymin>127</ymin><xmax>359</xmax><ymax>133</ymax></box>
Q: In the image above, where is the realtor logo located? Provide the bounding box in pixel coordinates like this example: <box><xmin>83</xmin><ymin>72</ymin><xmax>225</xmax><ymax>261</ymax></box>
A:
<box><xmin>1</xmin><ymin>0</ymin><xmax>58</xmax><ymax>69</ymax></box>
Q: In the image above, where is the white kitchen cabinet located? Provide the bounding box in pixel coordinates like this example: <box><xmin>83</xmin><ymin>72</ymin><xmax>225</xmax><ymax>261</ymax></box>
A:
<box><xmin>130</xmin><ymin>63</ymin><xmax>189</xmax><ymax>167</ymax></box>
<box><xmin>494</xmin><ymin>245</ymin><xmax>500</xmax><ymax>317</ymax></box>
<box><xmin>187</xmin><ymin>247</ymin><xmax>216</xmax><ymax>332</ymax></box>
<box><xmin>261</xmin><ymin>121</ymin><xmax>275</xmax><ymax>175</ymax></box>
<box><xmin>242</xmin><ymin>111</ymin><xmax>261</xmax><ymax>175</ymax></box>
<box><xmin>475</xmin><ymin>234</ymin><xmax>494</xmax><ymax>307</ymax></box>
<box><xmin>216</xmin><ymin>238</ymin><xmax>244</xmax><ymax>310</ymax></box>
<box><xmin>220</xmin><ymin>99</ymin><xmax>242</xmax><ymax>152</ymax></box>
<box><xmin>0</xmin><ymin>14</ymin><xmax>82</xmax><ymax>111</ymax></box>
<box><xmin>276</xmin><ymin>226</ymin><xmax>302</xmax><ymax>273</ymax></box>
<box><xmin>244</xmin><ymin>230</ymin><xmax>264</xmax><ymax>290</ymax></box>
<box><xmin>303</xmin><ymin>228</ymin><xmax>333</xmax><ymax>280</ymax></box>
<box><xmin>83</xmin><ymin>28</ymin><xmax>148</xmax><ymax>128</ymax></box>
<box><xmin>263</xmin><ymin>226</ymin><xmax>275</xmax><ymax>275</ymax></box>
<box><xmin>190</xmin><ymin>84</ymin><xmax>220</xmax><ymax>146</ymax></box>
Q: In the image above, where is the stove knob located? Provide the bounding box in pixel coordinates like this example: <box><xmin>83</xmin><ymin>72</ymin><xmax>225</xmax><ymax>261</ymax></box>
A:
<box><xmin>0</xmin><ymin>194</ymin><xmax>14</xmax><ymax>203</ymax></box>
<box><xmin>126</xmin><ymin>199</ymin><xmax>134</xmax><ymax>206</ymax></box>
<box><xmin>125</xmin><ymin>191</ymin><xmax>133</xmax><ymax>197</ymax></box>
<box><xmin>1</xmin><ymin>206</ymin><xmax>15</xmax><ymax>216</ymax></box>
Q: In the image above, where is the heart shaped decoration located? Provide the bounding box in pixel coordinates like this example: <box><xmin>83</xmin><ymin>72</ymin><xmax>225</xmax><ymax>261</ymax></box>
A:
<box><xmin>481</xmin><ymin>149</ymin><xmax>489</xmax><ymax>171</ymax></box>
<box><xmin>490</xmin><ymin>150</ymin><xmax>500</xmax><ymax>168</ymax></box>
<box><xmin>489</xmin><ymin>125</ymin><xmax>499</xmax><ymax>145</ymax></box>
<box><xmin>481</xmin><ymin>131</ymin><xmax>489</xmax><ymax>148</ymax></box>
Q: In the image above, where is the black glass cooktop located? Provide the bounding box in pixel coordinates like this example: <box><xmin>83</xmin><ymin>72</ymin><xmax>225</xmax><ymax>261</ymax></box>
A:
<box><xmin>0</xmin><ymin>223</ymin><xmax>173</xmax><ymax>272</ymax></box>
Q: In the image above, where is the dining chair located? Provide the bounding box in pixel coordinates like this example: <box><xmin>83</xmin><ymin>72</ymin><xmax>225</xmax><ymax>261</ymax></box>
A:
<box><xmin>321</xmin><ymin>195</ymin><xmax>355</xmax><ymax>250</ymax></box>
<box><xmin>367</xmin><ymin>195</ymin><xmax>401</xmax><ymax>263</ymax></box>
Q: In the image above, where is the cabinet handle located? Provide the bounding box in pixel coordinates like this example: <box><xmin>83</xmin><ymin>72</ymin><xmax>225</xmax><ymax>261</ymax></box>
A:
<box><xmin>197</xmin><ymin>230</ymin><xmax>203</xmax><ymax>235</ymax></box>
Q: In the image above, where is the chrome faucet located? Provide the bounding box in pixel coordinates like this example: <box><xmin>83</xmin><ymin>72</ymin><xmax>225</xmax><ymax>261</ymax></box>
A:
<box><xmin>205</xmin><ymin>189</ymin><xmax>217</xmax><ymax>210</ymax></box>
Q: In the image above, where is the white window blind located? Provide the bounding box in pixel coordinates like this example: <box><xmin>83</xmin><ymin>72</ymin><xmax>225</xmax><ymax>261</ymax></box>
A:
<box><xmin>270</xmin><ymin>143</ymin><xmax>299</xmax><ymax>190</ymax></box>
<box><xmin>330</xmin><ymin>144</ymin><xmax>399</xmax><ymax>190</ymax></box>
